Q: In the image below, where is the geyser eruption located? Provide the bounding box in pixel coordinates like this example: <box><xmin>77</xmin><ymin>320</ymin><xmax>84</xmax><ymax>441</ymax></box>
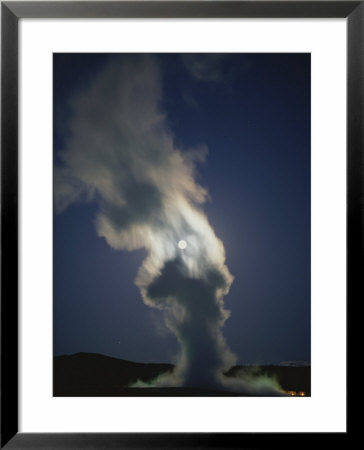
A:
<box><xmin>55</xmin><ymin>55</ymin><xmax>280</xmax><ymax>394</ymax></box>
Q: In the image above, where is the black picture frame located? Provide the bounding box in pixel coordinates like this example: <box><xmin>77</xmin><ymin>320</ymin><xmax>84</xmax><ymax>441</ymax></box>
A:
<box><xmin>1</xmin><ymin>1</ymin><xmax>358</xmax><ymax>448</ymax></box>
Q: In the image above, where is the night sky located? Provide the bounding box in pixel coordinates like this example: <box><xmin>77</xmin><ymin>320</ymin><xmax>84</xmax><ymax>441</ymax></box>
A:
<box><xmin>53</xmin><ymin>53</ymin><xmax>310</xmax><ymax>366</ymax></box>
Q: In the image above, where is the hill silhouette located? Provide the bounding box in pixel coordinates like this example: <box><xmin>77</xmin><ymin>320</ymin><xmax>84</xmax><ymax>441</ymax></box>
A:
<box><xmin>54</xmin><ymin>352</ymin><xmax>310</xmax><ymax>397</ymax></box>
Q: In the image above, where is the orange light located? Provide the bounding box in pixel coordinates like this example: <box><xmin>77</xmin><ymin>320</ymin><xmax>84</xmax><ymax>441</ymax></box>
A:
<box><xmin>286</xmin><ymin>390</ymin><xmax>306</xmax><ymax>396</ymax></box>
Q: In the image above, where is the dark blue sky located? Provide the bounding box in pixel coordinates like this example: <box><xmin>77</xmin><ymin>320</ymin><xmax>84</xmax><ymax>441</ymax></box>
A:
<box><xmin>54</xmin><ymin>53</ymin><xmax>310</xmax><ymax>365</ymax></box>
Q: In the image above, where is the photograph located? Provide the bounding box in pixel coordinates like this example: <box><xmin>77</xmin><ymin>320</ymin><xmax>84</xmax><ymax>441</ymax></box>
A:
<box><xmin>53</xmin><ymin>53</ymin><xmax>311</xmax><ymax>397</ymax></box>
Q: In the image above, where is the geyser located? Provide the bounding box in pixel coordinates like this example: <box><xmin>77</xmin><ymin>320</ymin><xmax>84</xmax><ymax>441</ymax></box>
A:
<box><xmin>55</xmin><ymin>55</ymin><xmax>282</xmax><ymax>395</ymax></box>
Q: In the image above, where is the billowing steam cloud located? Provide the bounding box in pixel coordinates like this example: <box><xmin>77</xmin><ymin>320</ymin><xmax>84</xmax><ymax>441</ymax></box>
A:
<box><xmin>55</xmin><ymin>55</ymin><xmax>281</xmax><ymax>394</ymax></box>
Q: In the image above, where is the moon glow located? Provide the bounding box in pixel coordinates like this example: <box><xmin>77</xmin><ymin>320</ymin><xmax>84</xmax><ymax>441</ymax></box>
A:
<box><xmin>178</xmin><ymin>240</ymin><xmax>187</xmax><ymax>249</ymax></box>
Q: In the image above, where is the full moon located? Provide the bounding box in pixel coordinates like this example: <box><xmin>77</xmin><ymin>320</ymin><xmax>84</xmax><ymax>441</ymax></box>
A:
<box><xmin>178</xmin><ymin>240</ymin><xmax>187</xmax><ymax>249</ymax></box>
